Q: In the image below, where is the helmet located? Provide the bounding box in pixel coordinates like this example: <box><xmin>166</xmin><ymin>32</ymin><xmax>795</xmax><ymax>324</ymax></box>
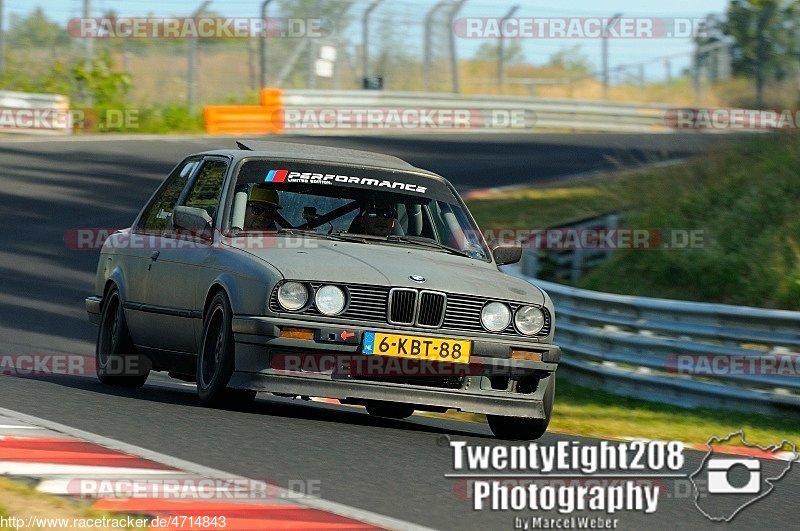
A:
<box><xmin>248</xmin><ymin>184</ymin><xmax>282</xmax><ymax>209</ymax></box>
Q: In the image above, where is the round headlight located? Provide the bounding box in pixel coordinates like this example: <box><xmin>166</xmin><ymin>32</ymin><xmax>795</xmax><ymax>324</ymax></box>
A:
<box><xmin>481</xmin><ymin>302</ymin><xmax>512</xmax><ymax>332</ymax></box>
<box><xmin>315</xmin><ymin>285</ymin><xmax>346</xmax><ymax>316</ymax></box>
<box><xmin>277</xmin><ymin>282</ymin><xmax>308</xmax><ymax>311</ymax></box>
<box><xmin>515</xmin><ymin>306</ymin><xmax>546</xmax><ymax>335</ymax></box>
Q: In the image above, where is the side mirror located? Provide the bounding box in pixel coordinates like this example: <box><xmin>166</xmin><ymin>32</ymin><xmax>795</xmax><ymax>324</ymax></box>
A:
<box><xmin>173</xmin><ymin>206</ymin><xmax>213</xmax><ymax>237</ymax></box>
<box><xmin>492</xmin><ymin>245</ymin><xmax>522</xmax><ymax>266</ymax></box>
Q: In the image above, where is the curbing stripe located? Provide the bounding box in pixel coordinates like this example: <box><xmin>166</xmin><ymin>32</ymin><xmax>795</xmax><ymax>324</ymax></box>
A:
<box><xmin>0</xmin><ymin>462</ymin><xmax>182</xmax><ymax>476</ymax></box>
<box><xmin>0</xmin><ymin>406</ymin><xmax>434</xmax><ymax>531</ymax></box>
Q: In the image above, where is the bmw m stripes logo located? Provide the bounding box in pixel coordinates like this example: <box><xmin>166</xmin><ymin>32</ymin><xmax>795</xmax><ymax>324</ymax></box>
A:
<box><xmin>265</xmin><ymin>169</ymin><xmax>288</xmax><ymax>182</ymax></box>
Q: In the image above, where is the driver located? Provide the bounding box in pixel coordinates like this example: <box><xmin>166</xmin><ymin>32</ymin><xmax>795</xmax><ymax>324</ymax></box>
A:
<box><xmin>244</xmin><ymin>184</ymin><xmax>282</xmax><ymax>230</ymax></box>
<box><xmin>358</xmin><ymin>202</ymin><xmax>397</xmax><ymax>237</ymax></box>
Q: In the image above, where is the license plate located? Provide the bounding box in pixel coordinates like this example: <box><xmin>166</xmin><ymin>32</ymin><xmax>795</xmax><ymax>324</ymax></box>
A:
<box><xmin>362</xmin><ymin>332</ymin><xmax>471</xmax><ymax>364</ymax></box>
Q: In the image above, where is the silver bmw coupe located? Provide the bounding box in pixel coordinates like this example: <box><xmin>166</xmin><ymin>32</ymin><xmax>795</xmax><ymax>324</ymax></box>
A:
<box><xmin>85</xmin><ymin>140</ymin><xmax>560</xmax><ymax>439</ymax></box>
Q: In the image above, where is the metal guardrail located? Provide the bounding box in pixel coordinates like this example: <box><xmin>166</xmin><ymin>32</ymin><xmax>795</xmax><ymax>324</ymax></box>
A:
<box><xmin>505</xmin><ymin>261</ymin><xmax>800</xmax><ymax>416</ymax></box>
<box><xmin>206</xmin><ymin>89</ymin><xmax>770</xmax><ymax>134</ymax></box>
<box><xmin>204</xmin><ymin>89</ymin><xmax>694</xmax><ymax>134</ymax></box>
<box><xmin>0</xmin><ymin>90</ymin><xmax>71</xmax><ymax>135</ymax></box>
<box><xmin>281</xmin><ymin>90</ymin><xmax>673</xmax><ymax>133</ymax></box>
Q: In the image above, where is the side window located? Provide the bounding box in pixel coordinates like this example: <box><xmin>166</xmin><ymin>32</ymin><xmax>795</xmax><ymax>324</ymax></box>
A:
<box><xmin>138</xmin><ymin>160</ymin><xmax>198</xmax><ymax>232</ymax></box>
<box><xmin>183</xmin><ymin>160</ymin><xmax>228</xmax><ymax>219</ymax></box>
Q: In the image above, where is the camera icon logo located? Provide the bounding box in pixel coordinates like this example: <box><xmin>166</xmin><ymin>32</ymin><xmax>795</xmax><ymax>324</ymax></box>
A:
<box><xmin>690</xmin><ymin>431</ymin><xmax>798</xmax><ymax>522</ymax></box>
<box><xmin>707</xmin><ymin>458</ymin><xmax>761</xmax><ymax>494</ymax></box>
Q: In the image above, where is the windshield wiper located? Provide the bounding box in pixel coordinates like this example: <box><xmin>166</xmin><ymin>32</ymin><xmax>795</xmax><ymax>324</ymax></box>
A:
<box><xmin>323</xmin><ymin>231</ymin><xmax>370</xmax><ymax>243</ymax></box>
<box><xmin>274</xmin><ymin>228</ymin><xmax>345</xmax><ymax>241</ymax></box>
<box><xmin>385</xmin><ymin>235</ymin><xmax>472</xmax><ymax>257</ymax></box>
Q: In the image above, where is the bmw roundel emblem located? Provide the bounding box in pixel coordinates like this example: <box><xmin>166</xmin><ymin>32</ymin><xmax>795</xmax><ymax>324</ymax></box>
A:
<box><xmin>409</xmin><ymin>275</ymin><xmax>426</xmax><ymax>282</ymax></box>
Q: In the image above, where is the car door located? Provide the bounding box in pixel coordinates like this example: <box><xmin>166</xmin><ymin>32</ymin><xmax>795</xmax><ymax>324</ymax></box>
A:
<box><xmin>123</xmin><ymin>157</ymin><xmax>201</xmax><ymax>345</ymax></box>
<box><xmin>140</xmin><ymin>157</ymin><xmax>229</xmax><ymax>353</ymax></box>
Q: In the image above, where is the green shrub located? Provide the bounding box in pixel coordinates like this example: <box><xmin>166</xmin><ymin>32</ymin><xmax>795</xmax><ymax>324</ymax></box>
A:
<box><xmin>581</xmin><ymin>134</ymin><xmax>800</xmax><ymax>310</ymax></box>
<box><xmin>134</xmin><ymin>104</ymin><xmax>205</xmax><ymax>133</ymax></box>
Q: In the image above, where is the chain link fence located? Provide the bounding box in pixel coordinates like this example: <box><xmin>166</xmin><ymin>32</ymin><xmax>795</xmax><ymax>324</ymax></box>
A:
<box><xmin>2</xmin><ymin>1</ymin><xmax>798</xmax><ymax>114</ymax></box>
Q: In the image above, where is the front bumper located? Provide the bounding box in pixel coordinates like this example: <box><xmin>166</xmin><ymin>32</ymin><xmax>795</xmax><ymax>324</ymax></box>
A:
<box><xmin>230</xmin><ymin>315</ymin><xmax>560</xmax><ymax>418</ymax></box>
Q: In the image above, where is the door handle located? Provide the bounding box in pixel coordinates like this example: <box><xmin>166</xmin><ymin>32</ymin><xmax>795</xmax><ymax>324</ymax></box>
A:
<box><xmin>150</xmin><ymin>251</ymin><xmax>160</xmax><ymax>261</ymax></box>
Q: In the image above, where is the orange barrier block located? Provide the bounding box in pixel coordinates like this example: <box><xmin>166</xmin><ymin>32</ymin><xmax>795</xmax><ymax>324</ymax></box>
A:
<box><xmin>260</xmin><ymin>87</ymin><xmax>283</xmax><ymax>107</ymax></box>
<box><xmin>204</xmin><ymin>88</ymin><xmax>285</xmax><ymax>135</ymax></box>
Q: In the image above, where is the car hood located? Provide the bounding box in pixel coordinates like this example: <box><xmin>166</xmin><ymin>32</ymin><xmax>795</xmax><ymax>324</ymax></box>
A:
<box><xmin>225</xmin><ymin>237</ymin><xmax>544</xmax><ymax>304</ymax></box>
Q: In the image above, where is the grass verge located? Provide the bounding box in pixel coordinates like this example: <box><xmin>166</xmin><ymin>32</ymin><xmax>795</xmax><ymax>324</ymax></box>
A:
<box><xmin>462</xmin><ymin>135</ymin><xmax>800</xmax><ymax>442</ymax></box>
<box><xmin>428</xmin><ymin>379</ymin><xmax>800</xmax><ymax>447</ymax></box>
<box><xmin>466</xmin><ymin>133</ymin><xmax>800</xmax><ymax>310</ymax></box>
<box><xmin>548</xmin><ymin>380</ymin><xmax>800</xmax><ymax>446</ymax></box>
<box><xmin>465</xmin><ymin>185</ymin><xmax>626</xmax><ymax>229</ymax></box>
<box><xmin>0</xmin><ymin>477</ymin><xmax>145</xmax><ymax>530</ymax></box>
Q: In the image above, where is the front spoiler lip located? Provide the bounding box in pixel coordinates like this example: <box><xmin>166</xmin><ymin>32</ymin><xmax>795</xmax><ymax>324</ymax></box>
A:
<box><xmin>228</xmin><ymin>371</ymin><xmax>552</xmax><ymax>418</ymax></box>
<box><xmin>232</xmin><ymin>315</ymin><xmax>561</xmax><ymax>366</ymax></box>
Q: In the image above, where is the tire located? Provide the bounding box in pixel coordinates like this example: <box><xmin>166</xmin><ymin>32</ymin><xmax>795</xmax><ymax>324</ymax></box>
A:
<box><xmin>197</xmin><ymin>292</ymin><xmax>256</xmax><ymax>406</ymax></box>
<box><xmin>96</xmin><ymin>286</ymin><xmax>150</xmax><ymax>388</ymax></box>
<box><xmin>487</xmin><ymin>376</ymin><xmax>555</xmax><ymax>440</ymax></box>
<box><xmin>365</xmin><ymin>401</ymin><xmax>415</xmax><ymax>420</ymax></box>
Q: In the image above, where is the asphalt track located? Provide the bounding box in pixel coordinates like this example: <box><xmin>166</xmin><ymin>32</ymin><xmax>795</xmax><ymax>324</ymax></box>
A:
<box><xmin>1</xmin><ymin>133</ymin><xmax>795</xmax><ymax>530</ymax></box>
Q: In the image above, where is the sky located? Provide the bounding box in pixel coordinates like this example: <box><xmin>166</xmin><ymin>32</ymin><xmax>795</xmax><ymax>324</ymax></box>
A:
<box><xmin>5</xmin><ymin>0</ymin><xmax>731</xmax><ymax>81</ymax></box>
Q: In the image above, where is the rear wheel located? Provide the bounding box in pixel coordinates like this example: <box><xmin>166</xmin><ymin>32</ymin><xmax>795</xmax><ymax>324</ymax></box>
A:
<box><xmin>96</xmin><ymin>286</ymin><xmax>149</xmax><ymax>387</ymax></box>
<box><xmin>487</xmin><ymin>376</ymin><xmax>555</xmax><ymax>440</ymax></box>
<box><xmin>365</xmin><ymin>401</ymin><xmax>415</xmax><ymax>419</ymax></box>
<box><xmin>197</xmin><ymin>292</ymin><xmax>256</xmax><ymax>406</ymax></box>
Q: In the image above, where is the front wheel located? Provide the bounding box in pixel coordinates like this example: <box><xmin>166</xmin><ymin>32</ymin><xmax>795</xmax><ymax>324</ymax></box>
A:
<box><xmin>96</xmin><ymin>286</ymin><xmax>150</xmax><ymax>388</ymax></box>
<box><xmin>487</xmin><ymin>376</ymin><xmax>555</xmax><ymax>440</ymax></box>
<box><xmin>197</xmin><ymin>292</ymin><xmax>256</xmax><ymax>406</ymax></box>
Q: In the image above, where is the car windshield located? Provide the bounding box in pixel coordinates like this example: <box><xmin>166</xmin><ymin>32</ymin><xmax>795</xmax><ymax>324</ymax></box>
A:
<box><xmin>228</xmin><ymin>160</ymin><xmax>490</xmax><ymax>261</ymax></box>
